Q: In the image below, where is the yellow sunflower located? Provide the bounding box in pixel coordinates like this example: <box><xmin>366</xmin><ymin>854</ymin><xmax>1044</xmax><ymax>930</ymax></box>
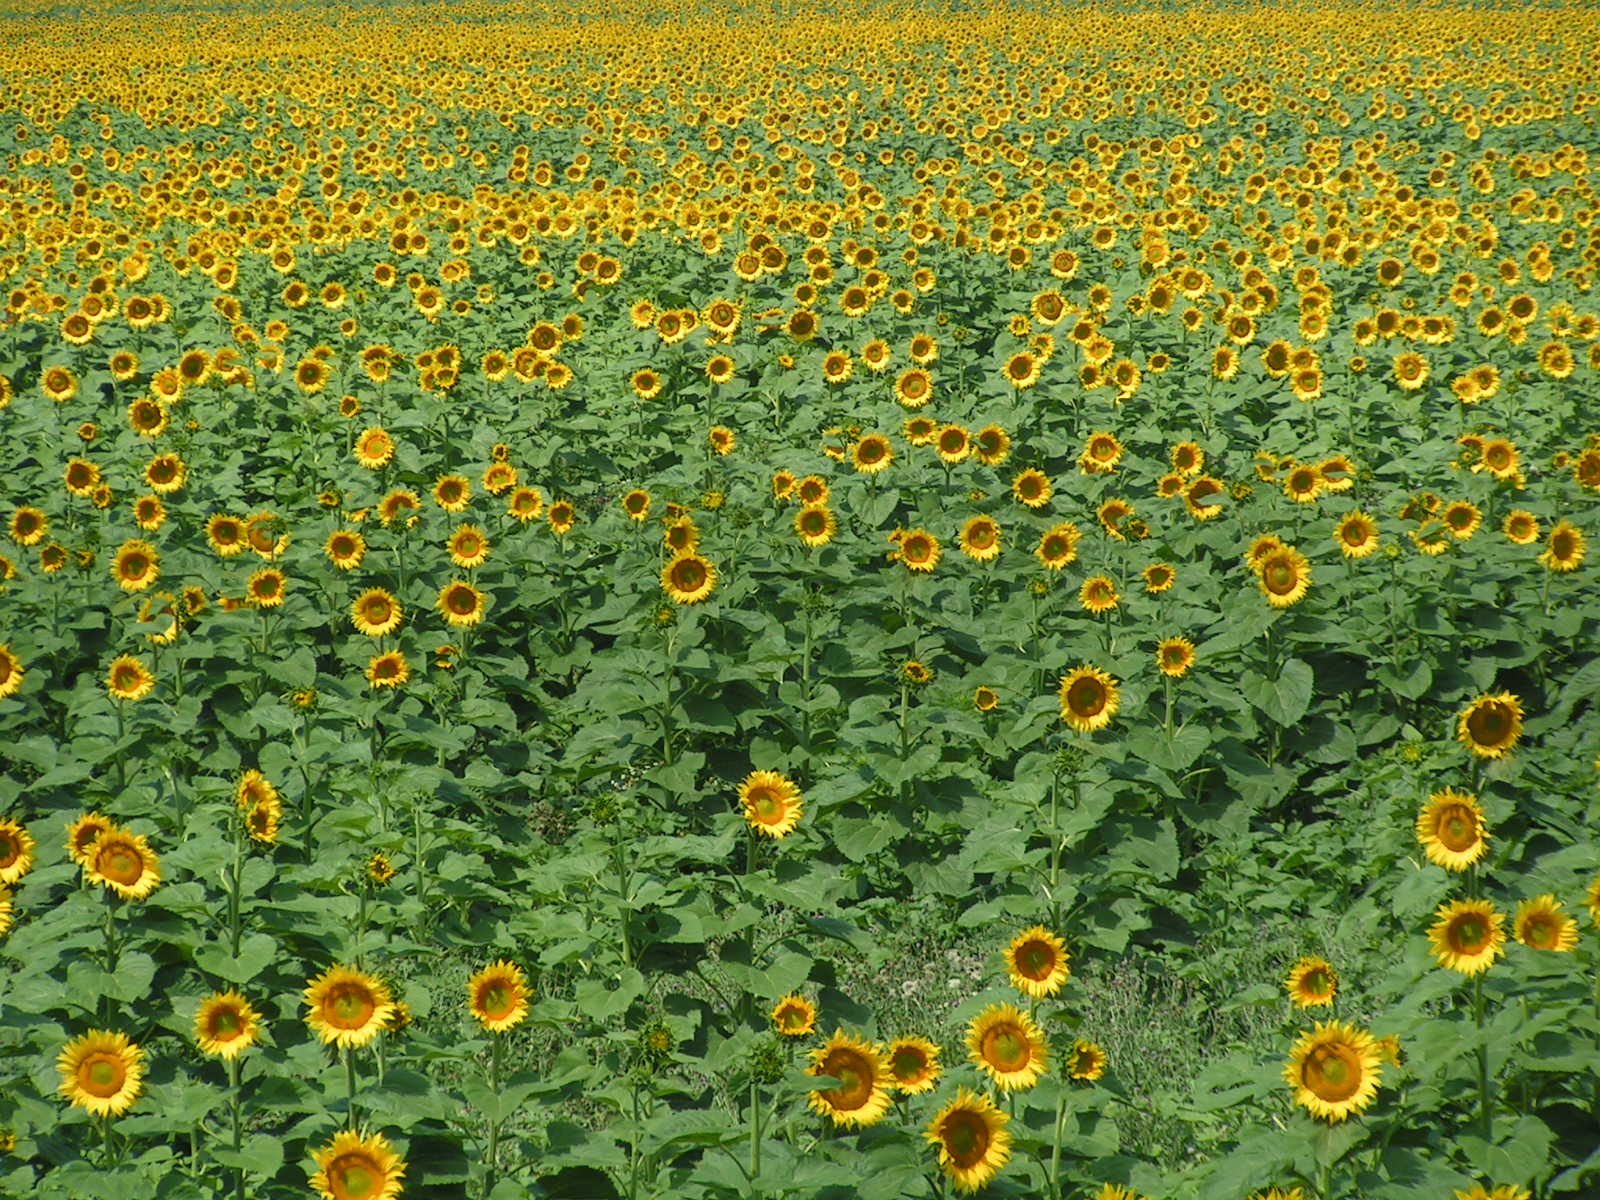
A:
<box><xmin>437</xmin><ymin>581</ymin><xmax>486</xmax><ymax>628</ymax></box>
<box><xmin>621</xmin><ymin>490</ymin><xmax>651</xmax><ymax>522</ymax></box>
<box><xmin>1004</xmin><ymin>925</ymin><xmax>1070</xmax><ymax>998</ymax></box>
<box><xmin>1257</xmin><ymin>546</ymin><xmax>1311</xmax><ymax>608</ymax></box>
<box><xmin>898</xmin><ymin>529</ymin><xmax>941</xmax><ymax>573</ymax></box>
<box><xmin>0</xmin><ymin>818</ymin><xmax>35</xmax><ymax>885</ymax></box>
<box><xmin>64</xmin><ymin>813</ymin><xmax>114</xmax><ymax>867</ymax></box>
<box><xmin>309</xmin><ymin>1129</ymin><xmax>406</xmax><ymax>1200</ymax></box>
<box><xmin>806</xmin><ymin>1030</ymin><xmax>892</xmax><ymax>1127</ymax></box>
<box><xmin>507</xmin><ymin>487</ymin><xmax>545</xmax><ymax>523</ymax></box>
<box><xmin>974</xmin><ymin>425</ymin><xmax>1011</xmax><ymax>467</ymax></box>
<box><xmin>662</xmin><ymin>553</ymin><xmax>717</xmax><ymax>605</ymax></box>
<box><xmin>547</xmin><ymin>500</ymin><xmax>577</xmax><ymax>535</ymax></box>
<box><xmin>1456</xmin><ymin>692</ymin><xmax>1523</xmax><ymax>759</ymax></box>
<box><xmin>794</xmin><ymin>505</ymin><xmax>837</xmax><ymax>548</ymax></box>
<box><xmin>58</xmin><ymin>1030</ymin><xmax>144</xmax><ymax>1118</ymax></box>
<box><xmin>106</xmin><ymin>655</ymin><xmax>155</xmax><ymax>702</ymax></box>
<box><xmin>467</xmin><ymin>960</ymin><xmax>531</xmax><ymax>1032</ymax></box>
<box><xmin>84</xmin><ymin>829</ymin><xmax>161</xmax><ymax>901</ymax></box>
<box><xmin>852</xmin><ymin>434</ymin><xmax>893</xmax><ymax>476</ymax></box>
<box><xmin>1183</xmin><ymin>475</ymin><xmax>1225</xmax><ymax>520</ymax></box>
<box><xmin>1282</xmin><ymin>1020</ymin><xmax>1382</xmax><ymax>1122</ymax></box>
<box><xmin>1513</xmin><ymin>895</ymin><xmax>1577</xmax><ymax>952</ymax></box>
<box><xmin>1284</xmin><ymin>957</ymin><xmax>1337</xmax><ymax>1007</ymax></box>
<box><xmin>446</xmin><ymin>524</ymin><xmax>490</xmax><ymax>569</ymax></box>
<box><xmin>935</xmin><ymin>425</ymin><xmax>971</xmax><ymax>465</ymax></box>
<box><xmin>0</xmin><ymin>883</ymin><xmax>11</xmax><ymax>939</ymax></box>
<box><xmin>195</xmin><ymin>991</ymin><xmax>262</xmax><ymax>1060</ymax></box>
<box><xmin>1059</xmin><ymin>667</ymin><xmax>1119</xmax><ymax>734</ymax></box>
<box><xmin>1144</xmin><ymin>563</ymin><xmax>1176</xmax><ymax>593</ymax></box>
<box><xmin>111</xmin><ymin>539</ymin><xmax>159</xmax><ymax>593</ymax></box>
<box><xmin>351</xmin><ymin>589</ymin><xmax>403</xmax><ymax>638</ymax></box>
<box><xmin>1334</xmin><ymin>513</ymin><xmax>1380</xmax><ymax>559</ymax></box>
<box><xmin>1453</xmin><ymin>1186</ymin><xmax>1530</xmax><ymax>1200</ymax></box>
<box><xmin>1157</xmin><ymin>636</ymin><xmax>1196</xmax><ymax>678</ymax></box>
<box><xmin>740</xmin><ymin>770</ymin><xmax>803</xmax><ymax>839</ymax></box>
<box><xmin>1035</xmin><ymin>524</ymin><xmax>1079</xmax><ymax>571</ymax></box>
<box><xmin>246</xmin><ymin>568</ymin><xmax>287</xmax><ymax>609</ymax></box>
<box><xmin>967</xmin><ymin>1003</ymin><xmax>1048</xmax><ymax>1091</ymax></box>
<box><xmin>1429</xmin><ymin>899</ymin><xmax>1506</xmax><ymax>975</ymax></box>
<box><xmin>353</xmin><ymin>427</ymin><xmax>394</xmax><ymax>470</ymax></box>
<box><xmin>1067</xmin><ymin>1039</ymin><xmax>1107</xmax><ymax>1081</ymax></box>
<box><xmin>366</xmin><ymin>652</ymin><xmax>409</xmax><ymax>690</ymax></box>
<box><xmin>304</xmin><ymin>965</ymin><xmax>396</xmax><ymax>1049</ymax></box>
<box><xmin>1415</xmin><ymin>788</ymin><xmax>1489</xmax><ymax>871</ymax></box>
<box><xmin>959</xmin><ymin>516</ymin><xmax>1001</xmax><ymax>563</ymax></box>
<box><xmin>771</xmin><ymin>993</ymin><xmax>817</xmax><ymax>1037</ymax></box>
<box><xmin>885</xmin><ymin>1036</ymin><xmax>941</xmax><ymax>1095</ymax></box>
<box><xmin>1079</xmin><ymin>575</ymin><xmax>1119</xmax><ymax>614</ymax></box>
<box><xmin>925</xmin><ymin>1087</ymin><xmax>1011</xmax><ymax>1195</ymax></box>
<box><xmin>1011</xmin><ymin>468</ymin><xmax>1051</xmax><ymax>509</ymax></box>
<box><xmin>1539</xmin><ymin>520</ymin><xmax>1586</xmax><ymax>572</ymax></box>
<box><xmin>1502</xmin><ymin>510</ymin><xmax>1540</xmax><ymax>546</ymax></box>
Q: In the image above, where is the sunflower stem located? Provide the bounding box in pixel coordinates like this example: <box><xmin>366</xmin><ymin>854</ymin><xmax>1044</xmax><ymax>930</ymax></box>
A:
<box><xmin>345</xmin><ymin>1046</ymin><xmax>359</xmax><ymax>1126</ymax></box>
<box><xmin>749</xmin><ymin>1076</ymin><xmax>762</xmax><ymax>1182</ymax></box>
<box><xmin>113</xmin><ymin>700</ymin><xmax>127</xmax><ymax>794</ymax></box>
<box><xmin>228</xmin><ymin>808</ymin><xmax>245</xmax><ymax>957</ymax></box>
<box><xmin>484</xmin><ymin>1033</ymin><xmax>502</xmax><ymax>1200</ymax></box>
<box><xmin>1049</xmin><ymin>1088</ymin><xmax>1067</xmax><ymax>1199</ymax></box>
<box><xmin>229</xmin><ymin>1055</ymin><xmax>244</xmax><ymax>1200</ymax></box>
<box><xmin>1163</xmin><ymin>675</ymin><xmax>1174</xmax><ymax>740</ymax></box>
<box><xmin>1474</xmin><ymin>972</ymin><xmax>1491</xmax><ymax>1143</ymax></box>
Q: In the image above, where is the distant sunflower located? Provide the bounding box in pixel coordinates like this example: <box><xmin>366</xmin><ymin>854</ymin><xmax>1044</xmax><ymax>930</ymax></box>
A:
<box><xmin>447</xmin><ymin>524</ymin><xmax>490</xmax><ymax>569</ymax></box>
<box><xmin>1157</xmin><ymin>636</ymin><xmax>1195</xmax><ymax>678</ymax></box>
<box><xmin>0</xmin><ymin>819</ymin><xmax>35</xmax><ymax>885</ymax></box>
<box><xmin>106</xmin><ymin>655</ymin><xmax>155</xmax><ymax>702</ymax></box>
<box><xmin>1283</xmin><ymin>1020</ymin><xmax>1382</xmax><ymax>1122</ymax></box>
<box><xmin>58</xmin><ymin>1030</ymin><xmax>144</xmax><ymax>1118</ymax></box>
<box><xmin>246</xmin><ymin>568</ymin><xmax>287</xmax><ymax>609</ymax></box>
<box><xmin>1442</xmin><ymin>501</ymin><xmax>1482</xmax><ymax>540</ymax></box>
<box><xmin>895</xmin><ymin>368</ymin><xmax>932</xmax><ymax>408</ymax></box>
<box><xmin>195</xmin><ymin>991</ymin><xmax>262</xmax><ymax>1060</ymax></box>
<box><xmin>959</xmin><ymin>516</ymin><xmax>1001</xmax><ymax>563</ymax></box>
<box><xmin>309</xmin><ymin>1129</ymin><xmax>405</xmax><ymax>1200</ymax></box>
<box><xmin>973</xmin><ymin>686</ymin><xmax>999</xmax><ymax>712</ymax></box>
<box><xmin>1452</xmin><ymin>1186</ymin><xmax>1530</xmax><ymax>1200</ymax></box>
<box><xmin>1334</xmin><ymin>513</ymin><xmax>1379</xmax><ymax>559</ymax></box>
<box><xmin>621</xmin><ymin>490</ymin><xmax>651</xmax><ymax>522</ymax></box>
<box><xmin>354</xmin><ymin>427</ymin><xmax>394</xmax><ymax>470</ymax></box>
<box><xmin>807</xmin><ymin>1030</ymin><xmax>892</xmax><ymax>1127</ymax></box>
<box><xmin>325</xmin><ymin>530</ymin><xmax>366</xmax><ymax>571</ymax></box>
<box><xmin>796</xmin><ymin>476</ymin><xmax>830</xmax><ymax>506</ymax></box>
<box><xmin>1004</xmin><ymin>926</ymin><xmax>1071</xmax><ymax>998</ymax></box>
<box><xmin>111</xmin><ymin>539</ymin><xmax>159</xmax><ymax>592</ymax></box>
<box><xmin>1284</xmin><ymin>957</ymin><xmax>1337</xmax><ymax>1007</ymax></box>
<box><xmin>547</xmin><ymin>500</ymin><xmax>576</xmax><ymax>536</ymax></box>
<box><xmin>1067</xmin><ymin>1039</ymin><xmax>1107</xmax><ymax>1081</ymax></box>
<box><xmin>740</xmin><ymin>770</ymin><xmax>803</xmax><ymax>839</ymax></box>
<box><xmin>663</xmin><ymin>517</ymin><xmax>700</xmax><ymax>555</ymax></box>
<box><xmin>898</xmin><ymin>529</ymin><xmax>941</xmax><ymax>572</ymax></box>
<box><xmin>64</xmin><ymin>813</ymin><xmax>113</xmax><ymax>867</ymax></box>
<box><xmin>0</xmin><ymin>644</ymin><xmax>25</xmax><ymax>702</ymax></box>
<box><xmin>437</xmin><ymin>581</ymin><xmax>485</xmax><ymax>628</ymax></box>
<box><xmin>1059</xmin><ymin>667</ymin><xmax>1118</xmax><ymax>734</ymax></box>
<box><xmin>771</xmin><ymin>993</ymin><xmax>817</xmax><ymax>1037</ymax></box>
<box><xmin>1456</xmin><ymin>692</ymin><xmax>1523</xmax><ymax>759</ymax></box>
<box><xmin>885</xmin><ymin>1036</ymin><xmax>941</xmax><ymax>1094</ymax></box>
<box><xmin>1079</xmin><ymin>575</ymin><xmax>1119</xmax><ymax>614</ymax></box>
<box><xmin>206</xmin><ymin>514</ymin><xmax>246</xmax><ymax>556</ymax></box>
<box><xmin>366</xmin><ymin>651</ymin><xmax>410</xmax><ymax>689</ymax></box>
<box><xmin>936</xmin><ymin>425</ymin><xmax>971</xmax><ymax>465</ymax></box>
<box><xmin>85</xmin><ymin>829</ymin><xmax>161</xmax><ymax>901</ymax></box>
<box><xmin>1144</xmin><ymin>563</ymin><xmax>1176</xmax><ymax>594</ymax></box>
<box><xmin>1415</xmin><ymin>788</ymin><xmax>1489</xmax><ymax>871</ymax></box>
<box><xmin>507</xmin><ymin>487</ymin><xmax>544</xmax><ymax>523</ymax></box>
<box><xmin>852</xmin><ymin>434</ymin><xmax>893</xmax><ymax>475</ymax></box>
<box><xmin>708</xmin><ymin>426</ymin><xmax>736</xmax><ymax>456</ymax></box>
<box><xmin>1257</xmin><ymin>546</ymin><xmax>1311</xmax><ymax>608</ymax></box>
<box><xmin>1501</xmin><ymin>510</ymin><xmax>1539</xmax><ymax>546</ymax></box>
<box><xmin>1429</xmin><ymin>898</ymin><xmax>1506</xmax><ymax>975</ymax></box>
<box><xmin>1513</xmin><ymin>895</ymin><xmax>1577</xmax><ymax>952</ymax></box>
<box><xmin>1003</xmin><ymin>351</ymin><xmax>1041</xmax><ymax>389</ymax></box>
<box><xmin>1011</xmin><ymin>469</ymin><xmax>1051</xmax><ymax>509</ymax></box>
<box><xmin>967</xmin><ymin>1003</ymin><xmax>1048</xmax><ymax>1091</ymax></box>
<box><xmin>304</xmin><ymin>965</ymin><xmax>395</xmax><ymax>1049</ymax></box>
<box><xmin>467</xmin><ymin>960</ymin><xmax>531</xmax><ymax>1032</ymax></box>
<box><xmin>974</xmin><ymin>425</ymin><xmax>1011</xmax><ymax>467</ymax></box>
<box><xmin>1171</xmin><ymin>442</ymin><xmax>1204</xmax><ymax>476</ymax></box>
<box><xmin>1080</xmin><ymin>431</ymin><xmax>1123</xmax><ymax>473</ymax></box>
<box><xmin>925</xmin><ymin>1087</ymin><xmax>1011</xmax><ymax>1195</ymax></box>
<box><xmin>1282</xmin><ymin>464</ymin><xmax>1322</xmax><ymax>504</ymax></box>
<box><xmin>1183</xmin><ymin>476</ymin><xmax>1225</xmax><ymax>520</ymax></box>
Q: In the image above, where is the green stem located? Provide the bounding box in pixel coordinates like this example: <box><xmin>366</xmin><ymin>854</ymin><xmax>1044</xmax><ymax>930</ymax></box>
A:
<box><xmin>485</xmin><ymin>1034</ymin><xmax>502</xmax><ymax>1199</ymax></box>
<box><xmin>749</xmin><ymin>1076</ymin><xmax>762</xmax><ymax>1182</ymax></box>
<box><xmin>1163</xmin><ymin>675</ymin><xmax>1174</xmax><ymax>739</ymax></box>
<box><xmin>229</xmin><ymin>1055</ymin><xmax>244</xmax><ymax>1200</ymax></box>
<box><xmin>1474</xmin><ymin>972</ymin><xmax>1490</xmax><ymax>1143</ymax></box>
<box><xmin>228</xmin><ymin>811</ymin><xmax>245</xmax><ymax>956</ymax></box>
<box><xmin>345</xmin><ymin>1046</ymin><xmax>359</xmax><ymax>1126</ymax></box>
<box><xmin>1049</xmin><ymin>1088</ymin><xmax>1067</xmax><ymax>1199</ymax></box>
<box><xmin>1048</xmin><ymin>773</ymin><xmax>1062</xmax><ymax>927</ymax></box>
<box><xmin>114</xmin><ymin>700</ymin><xmax>127</xmax><ymax>794</ymax></box>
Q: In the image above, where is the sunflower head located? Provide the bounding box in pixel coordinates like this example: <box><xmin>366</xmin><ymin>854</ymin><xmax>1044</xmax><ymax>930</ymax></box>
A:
<box><xmin>1284</xmin><ymin>957</ymin><xmax>1338</xmax><ymax>1007</ymax></box>
<box><xmin>661</xmin><ymin>553</ymin><xmax>717</xmax><ymax>605</ymax></box>
<box><xmin>1067</xmin><ymin>1039</ymin><xmax>1107</xmax><ymax>1081</ymax></box>
<box><xmin>1058</xmin><ymin>666</ymin><xmax>1119</xmax><ymax>734</ymax></box>
<box><xmin>467</xmin><ymin>960</ymin><xmax>531</xmax><ymax>1032</ymax></box>
<box><xmin>58</xmin><ymin>1030</ymin><xmax>144</xmax><ymax>1118</ymax></box>
<box><xmin>1429</xmin><ymin>899</ymin><xmax>1506</xmax><ymax>976</ymax></box>
<box><xmin>1282</xmin><ymin>1020</ymin><xmax>1382</xmax><ymax>1123</ymax></box>
<box><xmin>1415</xmin><ymin>788</ymin><xmax>1489</xmax><ymax>871</ymax></box>
<box><xmin>770</xmin><ymin>993</ymin><xmax>817</xmax><ymax>1037</ymax></box>
<box><xmin>925</xmin><ymin>1087</ymin><xmax>1012</xmax><ymax>1194</ymax></box>
<box><xmin>966</xmin><ymin>1003</ymin><xmax>1048</xmax><ymax>1092</ymax></box>
<box><xmin>1456</xmin><ymin>692</ymin><xmax>1523</xmax><ymax>759</ymax></box>
<box><xmin>304</xmin><ymin>965</ymin><xmax>396</xmax><ymax>1049</ymax></box>
<box><xmin>740</xmin><ymin>770</ymin><xmax>803</xmax><ymax>839</ymax></box>
<box><xmin>85</xmin><ymin>830</ymin><xmax>161</xmax><ymax>901</ymax></box>
<box><xmin>1513</xmin><ymin>895</ymin><xmax>1578</xmax><ymax>952</ymax></box>
<box><xmin>309</xmin><ymin>1129</ymin><xmax>406</xmax><ymax>1200</ymax></box>
<box><xmin>1004</xmin><ymin>926</ymin><xmax>1071</xmax><ymax>999</ymax></box>
<box><xmin>884</xmin><ymin>1036</ymin><xmax>941</xmax><ymax>1094</ymax></box>
<box><xmin>195</xmin><ymin>991</ymin><xmax>262</xmax><ymax>1060</ymax></box>
<box><xmin>806</xmin><ymin>1030</ymin><xmax>891</xmax><ymax>1127</ymax></box>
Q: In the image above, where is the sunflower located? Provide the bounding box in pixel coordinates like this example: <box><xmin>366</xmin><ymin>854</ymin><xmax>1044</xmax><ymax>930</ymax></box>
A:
<box><xmin>1157</xmin><ymin>636</ymin><xmax>1196</xmax><ymax>678</ymax></box>
<box><xmin>1539</xmin><ymin>520</ymin><xmax>1586</xmax><ymax>571</ymax></box>
<box><xmin>1392</xmin><ymin>351</ymin><xmax>1429</xmax><ymax>390</ymax></box>
<box><xmin>821</xmin><ymin>351</ymin><xmax>853</xmax><ymax>385</ymax></box>
<box><xmin>852</xmin><ymin>434</ymin><xmax>893</xmax><ymax>475</ymax></box>
<box><xmin>967</xmin><ymin>1003</ymin><xmax>1048</xmax><ymax>1091</ymax></box>
<box><xmin>0</xmin><ymin>884</ymin><xmax>11</xmax><ymax>938</ymax></box>
<box><xmin>204</xmin><ymin>514</ymin><xmax>242</xmax><ymax>555</ymax></box>
<box><xmin>195</xmin><ymin>991</ymin><xmax>262</xmax><ymax>1060</ymax></box>
<box><xmin>304</xmin><ymin>965</ymin><xmax>396</xmax><ymax>1049</ymax></box>
<box><xmin>309</xmin><ymin>1129</ymin><xmax>406</xmax><ymax>1200</ymax></box>
<box><xmin>796</xmin><ymin>476</ymin><xmax>830</xmax><ymax>506</ymax></box>
<box><xmin>84</xmin><ymin>829</ymin><xmax>161</xmax><ymax>901</ymax></box>
<box><xmin>663</xmin><ymin>517</ymin><xmax>700</xmax><ymax>555</ymax></box>
<box><xmin>1416</xmin><ymin>788</ymin><xmax>1489</xmax><ymax>871</ymax></box>
<box><xmin>1284</xmin><ymin>957</ymin><xmax>1338</xmax><ymax>1007</ymax></box>
<box><xmin>925</xmin><ymin>1087</ymin><xmax>1011</xmax><ymax>1195</ymax></box>
<box><xmin>1059</xmin><ymin>666</ymin><xmax>1119</xmax><ymax>734</ymax></box>
<box><xmin>1442</xmin><ymin>501</ymin><xmax>1482</xmax><ymax>540</ymax></box>
<box><xmin>437</xmin><ymin>581</ymin><xmax>486</xmax><ymax>628</ymax></box>
<box><xmin>235</xmin><ymin>769</ymin><xmax>278</xmax><ymax>814</ymax></box>
<box><xmin>1513</xmin><ymin>895</ymin><xmax>1577</xmax><ymax>952</ymax></box>
<box><xmin>806</xmin><ymin>1030</ymin><xmax>892</xmax><ymax>1127</ymax></box>
<box><xmin>898</xmin><ymin>529</ymin><xmax>941</xmax><ymax>573</ymax></box>
<box><xmin>547</xmin><ymin>501</ymin><xmax>576</xmax><ymax>536</ymax></box>
<box><xmin>0</xmin><ymin>819</ymin><xmax>34</xmax><ymax>885</ymax></box>
<box><xmin>1036</xmin><ymin>524</ymin><xmax>1080</xmax><ymax>571</ymax></box>
<box><xmin>904</xmin><ymin>416</ymin><xmax>938</xmax><ymax>447</ymax></box>
<box><xmin>974</xmin><ymin>425</ymin><xmax>1011</xmax><ymax>467</ymax></box>
<box><xmin>1430</xmin><ymin>899</ymin><xmax>1506</xmax><ymax>975</ymax></box>
<box><xmin>507</xmin><ymin>487</ymin><xmax>545</xmax><ymax>523</ymax></box>
<box><xmin>247</xmin><ymin>568</ymin><xmax>287</xmax><ymax>609</ymax></box>
<box><xmin>244</xmin><ymin>796</ymin><xmax>281</xmax><ymax>845</ymax></box>
<box><xmin>467</xmin><ymin>960</ymin><xmax>531</xmax><ymax>1032</ymax></box>
<box><xmin>63</xmin><ymin>458</ymin><xmax>102</xmax><ymax>498</ymax></box>
<box><xmin>1334</xmin><ymin>513</ymin><xmax>1380</xmax><ymax>559</ymax></box>
<box><xmin>1004</xmin><ymin>926</ymin><xmax>1071</xmax><ymax>998</ymax></box>
<box><xmin>1283</xmin><ymin>1020</ymin><xmax>1382</xmax><ymax>1122</ymax></box>
<box><xmin>770</xmin><ymin>471</ymin><xmax>796</xmax><ymax>501</ymax></box>
<box><xmin>1067</xmin><ymin>1039</ymin><xmax>1107</xmax><ymax>1081</ymax></box>
<box><xmin>106</xmin><ymin>655</ymin><xmax>155</xmax><ymax>702</ymax></box>
<box><xmin>771</xmin><ymin>993</ymin><xmax>817</xmax><ymax>1037</ymax></box>
<box><xmin>1502</xmin><ymin>510</ymin><xmax>1540</xmax><ymax>546</ymax></box>
<box><xmin>1457</xmin><ymin>692</ymin><xmax>1523</xmax><ymax>759</ymax></box>
<box><xmin>1452</xmin><ymin>1186</ymin><xmax>1530</xmax><ymax>1200</ymax></box>
<box><xmin>58</xmin><ymin>1030</ymin><xmax>144</xmax><ymax>1118</ymax></box>
<box><xmin>895</xmin><ymin>368</ymin><xmax>932</xmax><ymax>408</ymax></box>
<box><xmin>9</xmin><ymin>506</ymin><xmax>46</xmax><ymax>547</ymax></box>
<box><xmin>936</xmin><ymin>425</ymin><xmax>971</xmax><ymax>465</ymax></box>
<box><xmin>351</xmin><ymin>589</ymin><xmax>402</xmax><ymax>638</ymax></box>
<box><xmin>1080</xmin><ymin>431</ymin><xmax>1123</xmax><ymax>473</ymax></box>
<box><xmin>325</xmin><ymin>530</ymin><xmax>366</xmax><ymax>571</ymax></box>
<box><xmin>708</xmin><ymin>426</ymin><xmax>736</xmax><ymax>456</ymax></box>
<box><xmin>1184</xmin><ymin>476</ymin><xmax>1225</xmax><ymax>520</ymax></box>
<box><xmin>630</xmin><ymin>369</ymin><xmax>662</xmax><ymax>400</ymax></box>
<box><xmin>133</xmin><ymin>495</ymin><xmax>165</xmax><ymax>533</ymax></box>
<box><xmin>65</xmin><ymin>813</ymin><xmax>113</xmax><ymax>867</ymax></box>
<box><xmin>1257</xmin><ymin>546</ymin><xmax>1311</xmax><ymax>608</ymax></box>
<box><xmin>0</xmin><ymin>644</ymin><xmax>25</xmax><ymax>702</ymax></box>
<box><xmin>428</xmin><ymin>474</ymin><xmax>471</xmax><ymax>513</ymax></box>
<box><xmin>1011</xmin><ymin>469</ymin><xmax>1051</xmax><ymax>509</ymax></box>
<box><xmin>447</xmin><ymin>525</ymin><xmax>490</xmax><ymax>569</ymax></box>
<box><xmin>740</xmin><ymin>770</ymin><xmax>803</xmax><ymax>839</ymax></box>
<box><xmin>661</xmin><ymin>550</ymin><xmax>717</xmax><ymax>604</ymax></box>
<box><xmin>1071</xmin><ymin>571</ymin><xmax>1119</xmax><ymax>614</ymax></box>
<box><xmin>1003</xmin><ymin>351</ymin><xmax>1041</xmax><ymax>389</ymax></box>
<box><xmin>1282</xmin><ymin>465</ymin><xmax>1322</xmax><ymax>504</ymax></box>
<box><xmin>146</xmin><ymin>453</ymin><xmax>186</xmax><ymax>494</ymax></box>
<box><xmin>482</xmin><ymin>463</ymin><xmax>517</xmax><ymax>496</ymax></box>
<box><xmin>354</xmin><ymin>427</ymin><xmax>395</xmax><ymax>470</ymax></box>
<box><xmin>794</xmin><ymin>505</ymin><xmax>837</xmax><ymax>548</ymax></box>
<box><xmin>973</xmin><ymin>687</ymin><xmax>999</xmax><ymax>712</ymax></box>
<box><xmin>366</xmin><ymin>651</ymin><xmax>410</xmax><ymax>689</ymax></box>
<box><xmin>959</xmin><ymin>516</ymin><xmax>1001</xmax><ymax>563</ymax></box>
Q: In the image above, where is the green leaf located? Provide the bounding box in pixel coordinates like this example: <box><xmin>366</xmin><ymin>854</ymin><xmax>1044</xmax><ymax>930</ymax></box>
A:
<box><xmin>1242</xmin><ymin>658</ymin><xmax>1314</xmax><ymax>726</ymax></box>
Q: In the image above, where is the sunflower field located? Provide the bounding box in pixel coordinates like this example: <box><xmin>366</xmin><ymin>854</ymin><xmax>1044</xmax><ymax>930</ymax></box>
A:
<box><xmin>1</xmin><ymin>0</ymin><xmax>1599</xmax><ymax>1197</ymax></box>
